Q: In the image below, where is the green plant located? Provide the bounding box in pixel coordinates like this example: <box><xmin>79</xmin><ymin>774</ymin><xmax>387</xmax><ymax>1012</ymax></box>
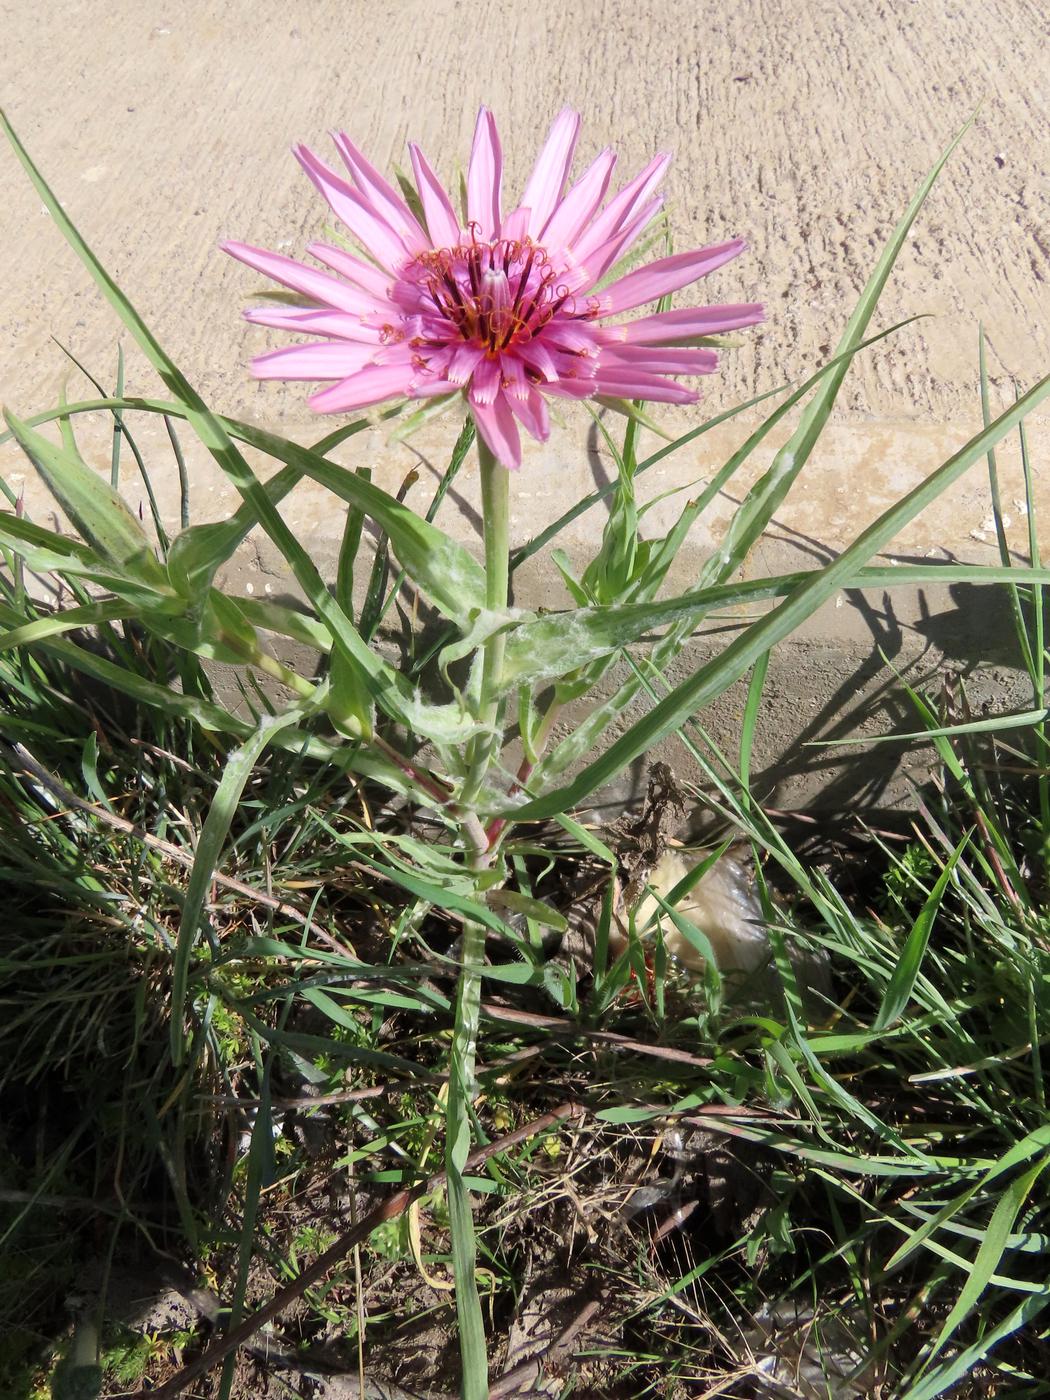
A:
<box><xmin>3</xmin><ymin>102</ymin><xmax>1050</xmax><ymax>1396</ymax></box>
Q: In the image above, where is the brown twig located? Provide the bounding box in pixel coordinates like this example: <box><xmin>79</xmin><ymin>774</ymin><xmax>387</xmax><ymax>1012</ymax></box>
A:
<box><xmin>489</xmin><ymin>1296</ymin><xmax>603</xmax><ymax>1397</ymax></box>
<box><xmin>651</xmin><ymin>1197</ymin><xmax>700</xmax><ymax>1244</ymax></box>
<box><xmin>200</xmin><ymin>1085</ymin><xmax>390</xmax><ymax>1109</ymax></box>
<box><xmin>134</xmin><ymin>1102</ymin><xmax>582</xmax><ymax>1399</ymax></box>
<box><xmin>479</xmin><ymin>1001</ymin><xmax>714</xmax><ymax>1068</ymax></box>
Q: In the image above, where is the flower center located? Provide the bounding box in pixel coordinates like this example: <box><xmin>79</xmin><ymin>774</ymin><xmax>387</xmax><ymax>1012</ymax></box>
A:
<box><xmin>410</xmin><ymin>233</ymin><xmax>574</xmax><ymax>357</ymax></box>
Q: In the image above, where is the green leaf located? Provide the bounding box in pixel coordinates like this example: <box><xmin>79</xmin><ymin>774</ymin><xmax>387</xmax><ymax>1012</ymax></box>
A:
<box><xmin>170</xmin><ymin>707</ymin><xmax>309</xmax><ymax>1063</ymax></box>
<box><xmin>3</xmin><ymin>410</ymin><xmax>162</xmax><ymax>582</ymax></box>
<box><xmin>901</xmin><ymin>1292</ymin><xmax>1050</xmax><ymax>1400</ymax></box>
<box><xmin>51</xmin><ymin>406</ymin><xmax>485</xmax><ymax>743</ymax></box>
<box><xmin>165</xmin><ymin>519</ymin><xmax>254</xmax><ymax>601</ymax></box>
<box><xmin>0</xmin><ymin>513</ymin><xmax>101</xmax><ymax>572</ymax></box>
<box><xmin>552</xmin><ymin>812</ymin><xmax>618</xmax><ymax>868</ymax></box>
<box><xmin>228</xmin><ymin>419</ymin><xmax>487</xmax><ymax>623</ymax></box>
<box><xmin>821</xmin><ymin>706</ymin><xmax>1050</xmax><ymax>746</ymax></box>
<box><xmin>486</xmin><ymin>889</ymin><xmax>567</xmax><ymax>931</ymax></box>
<box><xmin>389</xmin><ymin>688</ymin><xmax>493</xmax><ymax>748</ymax></box>
<box><xmin>645</xmin><ymin>884</ymin><xmax>723</xmax><ymax>1009</ymax></box>
<box><xmin>165</xmin><ymin>420</ymin><xmax>375</xmax><ymax>599</ymax></box>
<box><xmin>498</xmin><ymin>587</ymin><xmax>738</xmax><ymax>694</ymax></box>
<box><xmin>438</xmin><ymin>607</ymin><xmax>524</xmax><ymax>687</ymax></box>
<box><xmin>873</xmin><ymin>833</ymin><xmax>969</xmax><ymax>1031</ymax></box>
<box><xmin>582</xmin><ymin>412</ymin><xmax>639</xmax><ymax>603</ymax></box>
<box><xmin>234</xmin><ymin>596</ymin><xmax>334</xmax><ymax>651</ymax></box>
<box><xmin>335</xmin><ymin>469</ymin><xmax>367</xmax><ymax>628</ymax></box>
<box><xmin>883</xmin><ymin>1127</ymin><xmax>1050</xmax><ymax>1277</ymax></box>
<box><xmin>917</xmin><ymin>1154</ymin><xmax>1050</xmax><ymax>1380</ymax></box>
<box><xmin>0</xmin><ymin>598</ymin><xmax>145</xmax><ymax>652</ymax></box>
<box><xmin>739</xmin><ymin>652</ymin><xmax>770</xmax><ymax>795</ymax></box>
<box><xmin>53</xmin><ymin>341</ymin><xmax>169</xmax><ymax>550</ymax></box>
<box><xmin>387</xmin><ymin>390</ymin><xmax>459</xmax><ymax>443</ymax></box>
<box><xmin>345</xmin><ymin>849</ymin><xmax>518</xmax><ymax>939</ymax></box>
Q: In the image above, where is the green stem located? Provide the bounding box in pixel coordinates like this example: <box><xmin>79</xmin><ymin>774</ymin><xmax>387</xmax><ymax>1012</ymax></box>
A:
<box><xmin>445</xmin><ymin>914</ymin><xmax>488</xmax><ymax>1397</ymax></box>
<box><xmin>460</xmin><ymin>434</ymin><xmax>510</xmax><ymax>809</ymax></box>
<box><xmin>444</xmin><ymin>427</ymin><xmax>511</xmax><ymax>1398</ymax></box>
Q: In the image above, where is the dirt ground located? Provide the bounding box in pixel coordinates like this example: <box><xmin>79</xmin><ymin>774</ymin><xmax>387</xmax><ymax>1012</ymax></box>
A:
<box><xmin>3</xmin><ymin>0</ymin><xmax>1048</xmax><ymax>425</ymax></box>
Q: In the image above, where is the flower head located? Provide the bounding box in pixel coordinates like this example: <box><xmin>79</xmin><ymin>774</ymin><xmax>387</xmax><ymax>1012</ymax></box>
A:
<box><xmin>224</xmin><ymin>107</ymin><xmax>762</xmax><ymax>469</ymax></box>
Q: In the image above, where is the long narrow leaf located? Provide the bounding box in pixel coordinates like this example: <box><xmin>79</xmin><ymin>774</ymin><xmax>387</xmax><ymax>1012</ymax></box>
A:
<box><xmin>170</xmin><ymin>708</ymin><xmax>312</xmax><ymax>1063</ymax></box>
<box><xmin>873</xmin><ymin>834</ymin><xmax>969</xmax><ymax>1031</ymax></box>
<box><xmin>917</xmin><ymin>1155</ymin><xmax>1050</xmax><ymax>1380</ymax></box>
<box><xmin>706</xmin><ymin>119</ymin><xmax>974</xmax><ymax>593</ymax></box>
<box><xmin>508</xmin><ymin>372</ymin><xmax>1050</xmax><ymax>819</ymax></box>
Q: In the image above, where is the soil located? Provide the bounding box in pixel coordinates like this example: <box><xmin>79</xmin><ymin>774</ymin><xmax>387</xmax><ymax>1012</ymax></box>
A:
<box><xmin>2</xmin><ymin>0</ymin><xmax>1048</xmax><ymax>435</ymax></box>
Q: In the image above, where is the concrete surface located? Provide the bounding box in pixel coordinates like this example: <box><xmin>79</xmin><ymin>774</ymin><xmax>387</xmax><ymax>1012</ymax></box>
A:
<box><xmin>2</xmin><ymin>0</ymin><xmax>1049</xmax><ymax>809</ymax></box>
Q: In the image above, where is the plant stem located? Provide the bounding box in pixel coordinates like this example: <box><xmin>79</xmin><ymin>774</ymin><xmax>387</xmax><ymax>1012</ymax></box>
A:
<box><xmin>445</xmin><ymin>427</ymin><xmax>511</xmax><ymax>1398</ymax></box>
<box><xmin>484</xmin><ymin>698</ymin><xmax>563</xmax><ymax>848</ymax></box>
<box><xmin>445</xmin><ymin>913</ymin><xmax>488</xmax><ymax>1398</ymax></box>
<box><xmin>460</xmin><ymin>434</ymin><xmax>510</xmax><ymax>809</ymax></box>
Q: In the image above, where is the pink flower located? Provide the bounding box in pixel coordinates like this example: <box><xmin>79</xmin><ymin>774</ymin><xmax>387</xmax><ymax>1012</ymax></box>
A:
<box><xmin>224</xmin><ymin>107</ymin><xmax>762</xmax><ymax>469</ymax></box>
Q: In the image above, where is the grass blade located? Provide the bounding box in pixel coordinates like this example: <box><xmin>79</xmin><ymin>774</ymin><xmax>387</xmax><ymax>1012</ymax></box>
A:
<box><xmin>912</xmin><ymin>1154</ymin><xmax>1050</xmax><ymax>1384</ymax></box>
<box><xmin>510</xmin><ymin>372</ymin><xmax>1050</xmax><ymax>819</ymax></box>
<box><xmin>873</xmin><ymin>834</ymin><xmax>969</xmax><ymax>1032</ymax></box>
<box><xmin>706</xmin><ymin>118</ymin><xmax>974</xmax><ymax>590</ymax></box>
<box><xmin>170</xmin><ymin>708</ymin><xmax>308</xmax><ymax>1063</ymax></box>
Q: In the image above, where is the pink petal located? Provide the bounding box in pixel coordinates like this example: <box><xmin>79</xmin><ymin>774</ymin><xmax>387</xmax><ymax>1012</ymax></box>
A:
<box><xmin>447</xmin><ymin>343</ymin><xmax>483</xmax><ymax>384</ymax></box>
<box><xmin>223</xmin><ymin>241</ymin><xmax>387</xmax><ymax>318</ymax></box>
<box><xmin>507</xmin><ymin>387</ymin><xmax>550</xmax><ymax>442</ymax></box>
<box><xmin>408</xmin><ymin>142</ymin><xmax>462</xmax><ymax>248</ymax></box>
<box><xmin>596</xmin><ymin>239</ymin><xmax>748</xmax><ymax>315</ymax></box>
<box><xmin>562</xmin><ymin>197</ymin><xmax>663</xmax><ymax>292</ymax></box>
<box><xmin>521</xmin><ymin>107</ymin><xmax>581</xmax><ymax>237</ymax></box>
<box><xmin>252</xmin><ymin>342</ymin><xmax>379</xmax><ymax>380</ymax></box>
<box><xmin>499</xmin><ymin>353</ymin><xmax>529</xmax><ymax>399</ymax></box>
<box><xmin>309</xmin><ymin>362</ymin><xmax>416</xmax><ymax>413</ymax></box>
<box><xmin>467</xmin><ymin>107</ymin><xmax>503</xmax><ymax>239</ymax></box>
<box><xmin>409</xmin><ymin>377</ymin><xmax>461</xmax><ymax>400</ymax></box>
<box><xmin>540</xmin><ymin>149</ymin><xmax>616</xmax><ymax>253</ymax></box>
<box><xmin>470</xmin><ymin>356</ymin><xmax>501</xmax><ymax>405</ymax></box>
<box><xmin>306</xmin><ymin>242</ymin><xmax>396</xmax><ymax>302</ymax></box>
<box><xmin>600</xmin><ymin>345</ymin><xmax>719</xmax><ymax>374</ymax></box>
<box><xmin>568</xmin><ymin>153</ymin><xmax>670</xmax><ymax>265</ymax></box>
<box><xmin>597</xmin><ymin>303</ymin><xmax>765</xmax><ymax>344</ymax></box>
<box><xmin>537</xmin><ymin>321</ymin><xmax>599</xmax><ymax>355</ymax></box>
<box><xmin>517</xmin><ymin>340</ymin><xmax>560</xmax><ymax>382</ymax></box>
<box><xmin>471</xmin><ymin>393</ymin><xmax>521</xmax><ymax>469</ymax></box>
<box><xmin>592</xmin><ymin>370</ymin><xmax>699</xmax><ymax>403</ymax></box>
<box><xmin>540</xmin><ymin>376</ymin><xmax>599</xmax><ymax>400</ymax></box>
<box><xmin>294</xmin><ymin>144</ymin><xmax>412</xmax><ymax>273</ymax></box>
<box><xmin>243</xmin><ymin>306</ymin><xmax>385</xmax><ymax>342</ymax></box>
<box><xmin>331</xmin><ymin>131</ymin><xmax>429</xmax><ymax>253</ymax></box>
<box><xmin>500</xmin><ymin>205</ymin><xmax>531</xmax><ymax>242</ymax></box>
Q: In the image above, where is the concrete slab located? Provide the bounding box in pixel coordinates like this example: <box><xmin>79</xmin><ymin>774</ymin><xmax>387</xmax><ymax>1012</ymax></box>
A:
<box><xmin>2</xmin><ymin>0</ymin><xmax>1048</xmax><ymax>809</ymax></box>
